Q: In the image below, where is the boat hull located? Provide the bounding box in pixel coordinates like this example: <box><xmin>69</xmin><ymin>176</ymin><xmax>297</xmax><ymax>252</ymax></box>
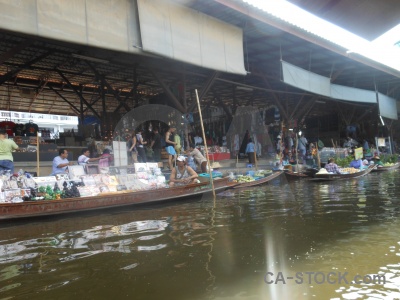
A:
<box><xmin>232</xmin><ymin>171</ymin><xmax>283</xmax><ymax>189</ymax></box>
<box><xmin>284</xmin><ymin>171</ymin><xmax>310</xmax><ymax>180</ymax></box>
<box><xmin>0</xmin><ymin>178</ymin><xmax>233</xmax><ymax>220</ymax></box>
<box><xmin>309</xmin><ymin>165</ymin><xmax>375</xmax><ymax>182</ymax></box>
<box><xmin>371</xmin><ymin>163</ymin><xmax>400</xmax><ymax>172</ymax></box>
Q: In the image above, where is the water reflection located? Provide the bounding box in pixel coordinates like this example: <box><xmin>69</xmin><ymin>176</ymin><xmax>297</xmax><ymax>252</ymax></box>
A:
<box><xmin>0</xmin><ymin>172</ymin><xmax>399</xmax><ymax>299</ymax></box>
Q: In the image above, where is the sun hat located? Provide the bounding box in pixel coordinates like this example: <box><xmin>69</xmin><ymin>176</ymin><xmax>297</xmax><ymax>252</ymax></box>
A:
<box><xmin>177</xmin><ymin>155</ymin><xmax>186</xmax><ymax>162</ymax></box>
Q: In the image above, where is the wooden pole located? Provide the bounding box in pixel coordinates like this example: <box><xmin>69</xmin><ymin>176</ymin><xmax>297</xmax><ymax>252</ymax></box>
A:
<box><xmin>195</xmin><ymin>89</ymin><xmax>216</xmax><ymax>200</ymax></box>
<box><xmin>295</xmin><ymin>132</ymin><xmax>299</xmax><ymax>173</ymax></box>
<box><xmin>118</xmin><ymin>137</ymin><xmax>121</xmax><ymax>167</ymax></box>
<box><xmin>316</xmin><ymin>146</ymin><xmax>321</xmax><ymax>169</ymax></box>
<box><xmin>36</xmin><ymin>134</ymin><xmax>40</xmax><ymax>176</ymax></box>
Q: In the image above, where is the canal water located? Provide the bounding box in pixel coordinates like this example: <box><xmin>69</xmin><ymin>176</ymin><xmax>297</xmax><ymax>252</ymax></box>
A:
<box><xmin>1</xmin><ymin>171</ymin><xmax>400</xmax><ymax>300</ymax></box>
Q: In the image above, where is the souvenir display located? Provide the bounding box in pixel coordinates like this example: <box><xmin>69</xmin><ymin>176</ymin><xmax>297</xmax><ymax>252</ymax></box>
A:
<box><xmin>0</xmin><ymin>145</ymin><xmax>169</xmax><ymax>203</ymax></box>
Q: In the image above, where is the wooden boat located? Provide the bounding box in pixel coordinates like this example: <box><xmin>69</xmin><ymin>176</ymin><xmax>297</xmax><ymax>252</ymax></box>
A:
<box><xmin>371</xmin><ymin>162</ymin><xmax>400</xmax><ymax>172</ymax></box>
<box><xmin>309</xmin><ymin>165</ymin><xmax>376</xmax><ymax>182</ymax></box>
<box><xmin>284</xmin><ymin>170</ymin><xmax>310</xmax><ymax>180</ymax></box>
<box><xmin>232</xmin><ymin>171</ymin><xmax>283</xmax><ymax>189</ymax></box>
<box><xmin>0</xmin><ymin>178</ymin><xmax>234</xmax><ymax>220</ymax></box>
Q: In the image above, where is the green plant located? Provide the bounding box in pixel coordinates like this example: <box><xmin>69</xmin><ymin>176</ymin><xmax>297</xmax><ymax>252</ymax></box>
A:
<box><xmin>334</xmin><ymin>155</ymin><xmax>354</xmax><ymax>167</ymax></box>
<box><xmin>381</xmin><ymin>154</ymin><xmax>398</xmax><ymax>164</ymax></box>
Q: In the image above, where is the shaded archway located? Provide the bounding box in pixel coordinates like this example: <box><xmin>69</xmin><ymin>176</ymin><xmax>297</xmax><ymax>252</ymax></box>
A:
<box><xmin>113</xmin><ymin>104</ymin><xmax>185</xmax><ymax>136</ymax></box>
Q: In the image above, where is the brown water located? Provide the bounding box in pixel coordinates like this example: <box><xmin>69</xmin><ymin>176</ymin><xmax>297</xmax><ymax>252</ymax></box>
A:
<box><xmin>1</xmin><ymin>171</ymin><xmax>400</xmax><ymax>300</ymax></box>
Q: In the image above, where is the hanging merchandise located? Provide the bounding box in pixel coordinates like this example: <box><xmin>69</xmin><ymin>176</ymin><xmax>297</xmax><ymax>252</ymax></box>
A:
<box><xmin>14</xmin><ymin>123</ymin><xmax>25</xmax><ymax>136</ymax></box>
<box><xmin>25</xmin><ymin>120</ymin><xmax>39</xmax><ymax>136</ymax></box>
<box><xmin>0</xmin><ymin>120</ymin><xmax>16</xmax><ymax>136</ymax></box>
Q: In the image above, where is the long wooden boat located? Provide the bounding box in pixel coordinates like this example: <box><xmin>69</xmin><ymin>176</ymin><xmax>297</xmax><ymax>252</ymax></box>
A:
<box><xmin>309</xmin><ymin>165</ymin><xmax>376</xmax><ymax>182</ymax></box>
<box><xmin>371</xmin><ymin>162</ymin><xmax>400</xmax><ymax>172</ymax></box>
<box><xmin>232</xmin><ymin>171</ymin><xmax>283</xmax><ymax>189</ymax></box>
<box><xmin>284</xmin><ymin>170</ymin><xmax>310</xmax><ymax>180</ymax></box>
<box><xmin>0</xmin><ymin>178</ymin><xmax>234</xmax><ymax>220</ymax></box>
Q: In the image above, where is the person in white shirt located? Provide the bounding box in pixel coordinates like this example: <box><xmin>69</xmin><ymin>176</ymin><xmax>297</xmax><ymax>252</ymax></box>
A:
<box><xmin>77</xmin><ymin>148</ymin><xmax>102</xmax><ymax>166</ymax></box>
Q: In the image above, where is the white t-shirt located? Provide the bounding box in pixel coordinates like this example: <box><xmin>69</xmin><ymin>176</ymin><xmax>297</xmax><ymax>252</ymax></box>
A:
<box><xmin>78</xmin><ymin>154</ymin><xmax>90</xmax><ymax>166</ymax></box>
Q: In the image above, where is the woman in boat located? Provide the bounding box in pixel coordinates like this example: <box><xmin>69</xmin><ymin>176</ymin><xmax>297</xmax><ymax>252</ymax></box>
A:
<box><xmin>372</xmin><ymin>156</ymin><xmax>384</xmax><ymax>167</ymax></box>
<box><xmin>325</xmin><ymin>158</ymin><xmax>341</xmax><ymax>174</ymax></box>
<box><xmin>349</xmin><ymin>157</ymin><xmax>363</xmax><ymax>169</ymax></box>
<box><xmin>169</xmin><ymin>155</ymin><xmax>199</xmax><ymax>187</ymax></box>
<box><xmin>288</xmin><ymin>151</ymin><xmax>297</xmax><ymax>165</ymax></box>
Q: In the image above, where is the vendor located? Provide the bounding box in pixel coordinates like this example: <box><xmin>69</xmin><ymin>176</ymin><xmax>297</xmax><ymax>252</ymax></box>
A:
<box><xmin>372</xmin><ymin>155</ymin><xmax>384</xmax><ymax>167</ymax></box>
<box><xmin>186</xmin><ymin>144</ymin><xmax>207</xmax><ymax>173</ymax></box>
<box><xmin>51</xmin><ymin>148</ymin><xmax>73</xmax><ymax>175</ymax></box>
<box><xmin>349</xmin><ymin>157</ymin><xmax>363</xmax><ymax>169</ymax></box>
<box><xmin>325</xmin><ymin>158</ymin><xmax>341</xmax><ymax>174</ymax></box>
<box><xmin>78</xmin><ymin>149</ymin><xmax>102</xmax><ymax>166</ymax></box>
<box><xmin>169</xmin><ymin>155</ymin><xmax>199</xmax><ymax>187</ymax></box>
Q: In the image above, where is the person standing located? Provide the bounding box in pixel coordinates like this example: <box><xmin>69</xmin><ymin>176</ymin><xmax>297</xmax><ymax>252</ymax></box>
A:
<box><xmin>136</xmin><ymin>129</ymin><xmax>147</xmax><ymax>163</ymax></box>
<box><xmin>174</xmin><ymin>132</ymin><xmax>182</xmax><ymax>155</ymax></box>
<box><xmin>128</xmin><ymin>130</ymin><xmax>138</xmax><ymax>164</ymax></box>
<box><xmin>245</xmin><ymin>138</ymin><xmax>255</xmax><ymax>164</ymax></box>
<box><xmin>298</xmin><ymin>134</ymin><xmax>308</xmax><ymax>160</ymax></box>
<box><xmin>151</xmin><ymin>127</ymin><xmax>162</xmax><ymax>162</ymax></box>
<box><xmin>51</xmin><ymin>148</ymin><xmax>73</xmax><ymax>175</ymax></box>
<box><xmin>165</xmin><ymin>127</ymin><xmax>177</xmax><ymax>170</ymax></box>
<box><xmin>0</xmin><ymin>128</ymin><xmax>19</xmax><ymax>174</ymax></box>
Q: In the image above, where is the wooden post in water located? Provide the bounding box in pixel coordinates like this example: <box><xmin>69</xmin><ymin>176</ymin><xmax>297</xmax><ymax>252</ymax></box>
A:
<box><xmin>195</xmin><ymin>89</ymin><xmax>216</xmax><ymax>200</ymax></box>
<box><xmin>36</xmin><ymin>133</ymin><xmax>40</xmax><ymax>176</ymax></box>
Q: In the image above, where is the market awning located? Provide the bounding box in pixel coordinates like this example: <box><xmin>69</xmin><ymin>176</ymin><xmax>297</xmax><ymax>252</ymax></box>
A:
<box><xmin>137</xmin><ymin>0</ymin><xmax>246</xmax><ymax>75</ymax></box>
<box><xmin>281</xmin><ymin>60</ymin><xmax>398</xmax><ymax>119</ymax></box>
